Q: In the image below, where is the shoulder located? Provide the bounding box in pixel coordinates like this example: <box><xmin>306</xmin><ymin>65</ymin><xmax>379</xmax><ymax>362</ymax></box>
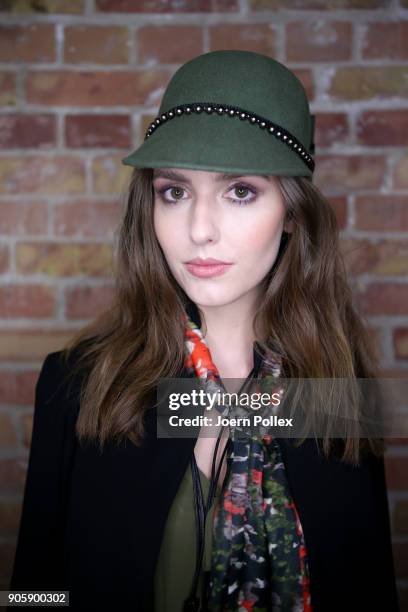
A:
<box><xmin>36</xmin><ymin>350</ymin><xmax>67</xmax><ymax>392</ymax></box>
<box><xmin>34</xmin><ymin>348</ymin><xmax>87</xmax><ymax>426</ymax></box>
<box><xmin>38</xmin><ymin>347</ymin><xmax>80</xmax><ymax>380</ymax></box>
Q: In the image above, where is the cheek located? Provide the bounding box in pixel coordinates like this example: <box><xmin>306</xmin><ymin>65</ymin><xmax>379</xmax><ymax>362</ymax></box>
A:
<box><xmin>153</xmin><ymin>206</ymin><xmax>180</xmax><ymax>255</ymax></box>
<box><xmin>236</xmin><ymin>213</ymin><xmax>284</xmax><ymax>257</ymax></box>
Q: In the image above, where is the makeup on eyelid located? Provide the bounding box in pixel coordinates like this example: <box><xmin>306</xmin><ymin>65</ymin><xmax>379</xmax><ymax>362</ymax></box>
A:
<box><xmin>154</xmin><ymin>182</ymin><xmax>259</xmax><ymax>205</ymax></box>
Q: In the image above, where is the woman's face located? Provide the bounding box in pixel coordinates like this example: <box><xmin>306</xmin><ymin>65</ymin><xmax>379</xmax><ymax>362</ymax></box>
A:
<box><xmin>153</xmin><ymin>168</ymin><xmax>292</xmax><ymax>310</ymax></box>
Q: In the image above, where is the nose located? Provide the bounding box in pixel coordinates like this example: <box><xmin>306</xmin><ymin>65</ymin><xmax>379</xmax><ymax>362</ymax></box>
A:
<box><xmin>189</xmin><ymin>196</ymin><xmax>219</xmax><ymax>245</ymax></box>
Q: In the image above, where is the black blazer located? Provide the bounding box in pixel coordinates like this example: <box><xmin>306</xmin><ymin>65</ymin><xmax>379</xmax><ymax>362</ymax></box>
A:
<box><xmin>9</xmin><ymin>348</ymin><xmax>400</xmax><ymax>612</ymax></box>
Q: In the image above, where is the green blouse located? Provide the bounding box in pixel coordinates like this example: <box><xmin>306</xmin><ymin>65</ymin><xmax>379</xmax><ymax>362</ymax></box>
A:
<box><xmin>154</xmin><ymin>462</ymin><xmax>220</xmax><ymax>612</ymax></box>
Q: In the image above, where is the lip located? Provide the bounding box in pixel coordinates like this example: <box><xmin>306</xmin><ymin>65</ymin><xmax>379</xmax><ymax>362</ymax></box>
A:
<box><xmin>186</xmin><ymin>258</ymin><xmax>232</xmax><ymax>265</ymax></box>
<box><xmin>184</xmin><ymin>262</ymin><xmax>233</xmax><ymax>278</ymax></box>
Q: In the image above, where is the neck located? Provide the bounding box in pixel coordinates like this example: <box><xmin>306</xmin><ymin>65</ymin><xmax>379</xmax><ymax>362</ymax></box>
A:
<box><xmin>198</xmin><ymin>294</ymin><xmax>259</xmax><ymax>378</ymax></box>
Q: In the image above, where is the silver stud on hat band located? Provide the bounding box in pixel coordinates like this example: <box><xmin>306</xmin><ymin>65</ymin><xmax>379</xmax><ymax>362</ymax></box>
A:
<box><xmin>145</xmin><ymin>101</ymin><xmax>315</xmax><ymax>172</ymax></box>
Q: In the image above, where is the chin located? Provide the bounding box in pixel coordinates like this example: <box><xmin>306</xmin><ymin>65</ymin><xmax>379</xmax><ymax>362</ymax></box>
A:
<box><xmin>184</xmin><ymin>286</ymin><xmax>243</xmax><ymax>308</ymax></box>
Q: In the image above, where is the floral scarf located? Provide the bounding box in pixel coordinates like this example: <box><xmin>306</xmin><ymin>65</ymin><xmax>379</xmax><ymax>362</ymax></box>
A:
<box><xmin>183</xmin><ymin>312</ymin><xmax>312</xmax><ymax>612</ymax></box>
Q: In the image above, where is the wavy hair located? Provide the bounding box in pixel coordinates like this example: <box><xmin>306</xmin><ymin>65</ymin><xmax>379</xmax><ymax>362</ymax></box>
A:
<box><xmin>60</xmin><ymin>167</ymin><xmax>384</xmax><ymax>465</ymax></box>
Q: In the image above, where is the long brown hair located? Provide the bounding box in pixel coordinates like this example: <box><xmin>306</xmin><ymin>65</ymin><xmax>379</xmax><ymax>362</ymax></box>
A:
<box><xmin>60</xmin><ymin>167</ymin><xmax>384</xmax><ymax>465</ymax></box>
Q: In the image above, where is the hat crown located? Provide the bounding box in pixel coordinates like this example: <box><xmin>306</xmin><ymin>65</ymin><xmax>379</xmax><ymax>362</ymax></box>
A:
<box><xmin>159</xmin><ymin>50</ymin><xmax>312</xmax><ymax>151</ymax></box>
<box><xmin>121</xmin><ymin>50</ymin><xmax>315</xmax><ymax>178</ymax></box>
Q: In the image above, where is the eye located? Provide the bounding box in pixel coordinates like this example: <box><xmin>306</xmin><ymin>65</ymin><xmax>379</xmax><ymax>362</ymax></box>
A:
<box><xmin>155</xmin><ymin>185</ymin><xmax>187</xmax><ymax>205</ymax></box>
<box><xmin>154</xmin><ymin>182</ymin><xmax>258</xmax><ymax>206</ymax></box>
<box><xmin>227</xmin><ymin>183</ymin><xmax>257</xmax><ymax>205</ymax></box>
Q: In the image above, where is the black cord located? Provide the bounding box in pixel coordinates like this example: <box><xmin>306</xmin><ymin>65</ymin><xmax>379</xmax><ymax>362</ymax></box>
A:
<box><xmin>184</xmin><ymin>423</ymin><xmax>228</xmax><ymax>612</ymax></box>
<box><xmin>183</xmin><ymin>455</ymin><xmax>205</xmax><ymax>612</ymax></box>
<box><xmin>184</xmin><ymin>370</ymin><xmax>255</xmax><ymax>612</ymax></box>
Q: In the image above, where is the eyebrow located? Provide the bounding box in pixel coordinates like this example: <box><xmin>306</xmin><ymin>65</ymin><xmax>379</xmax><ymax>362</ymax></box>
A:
<box><xmin>152</xmin><ymin>169</ymin><xmax>271</xmax><ymax>183</ymax></box>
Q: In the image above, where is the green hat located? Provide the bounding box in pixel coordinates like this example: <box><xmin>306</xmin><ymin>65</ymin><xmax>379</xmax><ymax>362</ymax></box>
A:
<box><xmin>121</xmin><ymin>50</ymin><xmax>315</xmax><ymax>178</ymax></box>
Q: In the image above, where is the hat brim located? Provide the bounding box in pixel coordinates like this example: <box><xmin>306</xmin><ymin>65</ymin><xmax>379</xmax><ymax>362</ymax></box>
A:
<box><xmin>121</xmin><ymin>112</ymin><xmax>313</xmax><ymax>178</ymax></box>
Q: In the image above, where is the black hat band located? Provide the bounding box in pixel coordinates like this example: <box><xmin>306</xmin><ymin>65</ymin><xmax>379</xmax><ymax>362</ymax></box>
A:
<box><xmin>145</xmin><ymin>102</ymin><xmax>315</xmax><ymax>173</ymax></box>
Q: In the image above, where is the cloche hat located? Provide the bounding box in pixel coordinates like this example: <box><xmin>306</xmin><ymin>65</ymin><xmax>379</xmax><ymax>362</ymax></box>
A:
<box><xmin>121</xmin><ymin>49</ymin><xmax>315</xmax><ymax>179</ymax></box>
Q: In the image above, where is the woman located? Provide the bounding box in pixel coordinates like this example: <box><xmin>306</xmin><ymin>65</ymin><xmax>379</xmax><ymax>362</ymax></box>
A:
<box><xmin>9</xmin><ymin>50</ymin><xmax>399</xmax><ymax>611</ymax></box>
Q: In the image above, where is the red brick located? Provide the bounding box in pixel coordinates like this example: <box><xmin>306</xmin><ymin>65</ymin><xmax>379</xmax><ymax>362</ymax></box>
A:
<box><xmin>251</xmin><ymin>0</ymin><xmax>387</xmax><ymax>7</ymax></box>
<box><xmin>394</xmin><ymin>328</ymin><xmax>408</xmax><ymax>360</ymax></box>
<box><xmin>0</xmin><ymin>156</ymin><xmax>85</xmax><ymax>194</ymax></box>
<box><xmin>16</xmin><ymin>242</ymin><xmax>113</xmax><ymax>277</ymax></box>
<box><xmin>0</xmin><ymin>501</ymin><xmax>21</xmax><ymax>537</ymax></box>
<box><xmin>65</xmin><ymin>114</ymin><xmax>130</xmax><ymax>148</ymax></box>
<box><xmin>292</xmin><ymin>68</ymin><xmax>314</xmax><ymax>102</ymax></box>
<box><xmin>341</xmin><ymin>239</ymin><xmax>408</xmax><ymax>276</ymax></box>
<box><xmin>0</xmin><ymin>541</ymin><xmax>15</xmax><ymax>587</ymax></box>
<box><xmin>0</xmin><ymin>370</ymin><xmax>38</xmax><ymax>405</ymax></box>
<box><xmin>65</xmin><ymin>285</ymin><xmax>115</xmax><ymax>319</ymax></box>
<box><xmin>366</xmin><ymin>325</ymin><xmax>382</xmax><ymax>360</ymax></box>
<box><xmin>53</xmin><ymin>198</ymin><xmax>120</xmax><ymax>237</ymax></box>
<box><xmin>0</xmin><ymin>285</ymin><xmax>55</xmax><ymax>318</ymax></box>
<box><xmin>22</xmin><ymin>412</ymin><xmax>33</xmax><ymax>449</ymax></box>
<box><xmin>357</xmin><ymin>110</ymin><xmax>408</xmax><ymax>146</ymax></box>
<box><xmin>0</xmin><ymin>72</ymin><xmax>16</xmax><ymax>106</ymax></box>
<box><xmin>0</xmin><ymin>245</ymin><xmax>9</xmax><ymax>273</ymax></box>
<box><xmin>328</xmin><ymin>196</ymin><xmax>347</xmax><ymax>229</ymax></box>
<box><xmin>315</xmin><ymin>155</ymin><xmax>385</xmax><ymax>192</ymax></box>
<box><xmin>96</xmin><ymin>0</ymin><xmax>238</xmax><ymax>11</ymax></box>
<box><xmin>26</xmin><ymin>70</ymin><xmax>171</xmax><ymax>106</ymax></box>
<box><xmin>362</xmin><ymin>22</ymin><xmax>408</xmax><ymax>60</ymax></box>
<box><xmin>354</xmin><ymin>195</ymin><xmax>408</xmax><ymax>232</ymax></box>
<box><xmin>0</xmin><ymin>459</ymin><xmax>26</xmax><ymax>494</ymax></box>
<box><xmin>356</xmin><ymin>283</ymin><xmax>408</xmax><ymax>316</ymax></box>
<box><xmin>0</xmin><ymin>24</ymin><xmax>55</xmax><ymax>62</ymax></box>
<box><xmin>209</xmin><ymin>24</ymin><xmax>276</xmax><ymax>55</ymax></box>
<box><xmin>394</xmin><ymin>155</ymin><xmax>408</xmax><ymax>189</ymax></box>
<box><xmin>138</xmin><ymin>26</ymin><xmax>203</xmax><ymax>64</ymax></box>
<box><xmin>341</xmin><ymin>239</ymin><xmax>374</xmax><ymax>274</ymax></box>
<box><xmin>92</xmin><ymin>153</ymin><xmax>132</xmax><ymax>194</ymax></box>
<box><xmin>0</xmin><ymin>113</ymin><xmax>56</xmax><ymax>149</ymax></box>
<box><xmin>0</xmin><ymin>0</ymin><xmax>85</xmax><ymax>13</ymax></box>
<box><xmin>328</xmin><ymin>66</ymin><xmax>408</xmax><ymax>100</ymax></box>
<box><xmin>385</xmin><ymin>456</ymin><xmax>408</xmax><ymax>490</ymax></box>
<box><xmin>64</xmin><ymin>26</ymin><xmax>129</xmax><ymax>64</ymax></box>
<box><xmin>379</xmin><ymin>367</ymin><xmax>408</xmax><ymax>378</ymax></box>
<box><xmin>393</xmin><ymin>541</ymin><xmax>408</xmax><ymax>579</ymax></box>
<box><xmin>0</xmin><ymin>201</ymin><xmax>47</xmax><ymax>235</ymax></box>
<box><xmin>286</xmin><ymin>21</ymin><xmax>352</xmax><ymax>62</ymax></box>
<box><xmin>315</xmin><ymin>113</ymin><xmax>349</xmax><ymax>148</ymax></box>
<box><xmin>374</xmin><ymin>242</ymin><xmax>408</xmax><ymax>276</ymax></box>
<box><xmin>0</xmin><ymin>414</ymin><xmax>17</xmax><ymax>446</ymax></box>
<box><xmin>0</xmin><ymin>329</ymin><xmax>75</xmax><ymax>361</ymax></box>
<box><xmin>386</xmin><ymin>439</ymin><xmax>408</xmax><ymax>447</ymax></box>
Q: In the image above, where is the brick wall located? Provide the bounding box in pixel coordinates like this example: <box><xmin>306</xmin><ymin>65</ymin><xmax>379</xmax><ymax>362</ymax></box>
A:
<box><xmin>0</xmin><ymin>0</ymin><xmax>407</xmax><ymax>605</ymax></box>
